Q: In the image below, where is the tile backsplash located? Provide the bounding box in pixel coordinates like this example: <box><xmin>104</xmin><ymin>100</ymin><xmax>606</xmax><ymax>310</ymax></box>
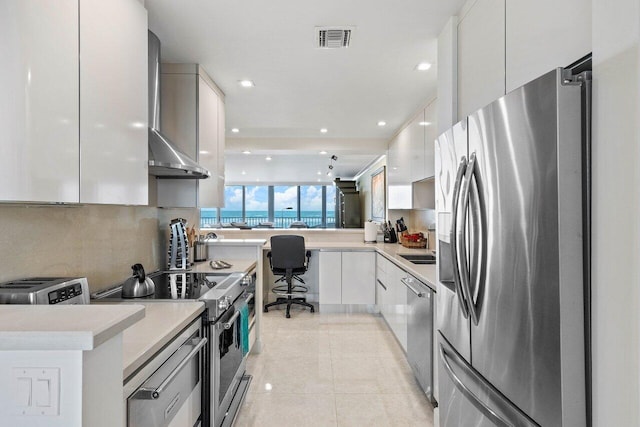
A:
<box><xmin>0</xmin><ymin>204</ymin><xmax>196</xmax><ymax>293</ymax></box>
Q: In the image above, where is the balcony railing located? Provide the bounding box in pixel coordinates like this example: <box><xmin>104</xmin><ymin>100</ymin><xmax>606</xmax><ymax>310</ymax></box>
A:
<box><xmin>201</xmin><ymin>215</ymin><xmax>335</xmax><ymax>229</ymax></box>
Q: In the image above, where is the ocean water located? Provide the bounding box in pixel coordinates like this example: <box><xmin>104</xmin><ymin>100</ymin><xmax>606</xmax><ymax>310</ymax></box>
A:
<box><xmin>202</xmin><ymin>210</ymin><xmax>332</xmax><ymax>219</ymax></box>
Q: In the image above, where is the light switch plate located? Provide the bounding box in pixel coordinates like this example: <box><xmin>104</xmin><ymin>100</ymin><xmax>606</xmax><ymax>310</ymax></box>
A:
<box><xmin>11</xmin><ymin>368</ymin><xmax>60</xmax><ymax>416</ymax></box>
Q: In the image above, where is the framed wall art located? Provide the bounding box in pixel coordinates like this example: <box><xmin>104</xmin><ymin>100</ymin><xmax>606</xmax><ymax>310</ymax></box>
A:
<box><xmin>371</xmin><ymin>166</ymin><xmax>386</xmax><ymax>221</ymax></box>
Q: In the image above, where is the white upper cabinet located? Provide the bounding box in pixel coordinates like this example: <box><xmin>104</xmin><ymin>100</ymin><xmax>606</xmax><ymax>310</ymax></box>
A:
<box><xmin>80</xmin><ymin>0</ymin><xmax>148</xmax><ymax>205</ymax></box>
<box><xmin>457</xmin><ymin>0</ymin><xmax>506</xmax><ymax>118</ymax></box>
<box><xmin>0</xmin><ymin>0</ymin><xmax>148</xmax><ymax>205</ymax></box>
<box><xmin>0</xmin><ymin>1</ymin><xmax>80</xmax><ymax>203</ymax></box>
<box><xmin>409</xmin><ymin>110</ymin><xmax>426</xmax><ymax>183</ymax></box>
<box><xmin>388</xmin><ymin>98</ymin><xmax>438</xmax><ymax>209</ymax></box>
<box><xmin>505</xmin><ymin>0</ymin><xmax>591</xmax><ymax>92</ymax></box>
<box><xmin>423</xmin><ymin>100</ymin><xmax>437</xmax><ymax>180</ymax></box>
<box><xmin>157</xmin><ymin>65</ymin><xmax>225</xmax><ymax>208</ymax></box>
<box><xmin>199</xmin><ymin>76</ymin><xmax>224</xmax><ymax>207</ymax></box>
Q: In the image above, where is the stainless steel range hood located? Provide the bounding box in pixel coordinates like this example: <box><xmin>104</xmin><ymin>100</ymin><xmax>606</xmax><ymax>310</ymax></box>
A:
<box><xmin>148</xmin><ymin>31</ymin><xmax>210</xmax><ymax>179</ymax></box>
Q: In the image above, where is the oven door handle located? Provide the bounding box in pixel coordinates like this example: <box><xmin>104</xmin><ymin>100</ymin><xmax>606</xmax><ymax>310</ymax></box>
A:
<box><xmin>134</xmin><ymin>337</ymin><xmax>207</xmax><ymax>400</ymax></box>
<box><xmin>244</xmin><ymin>292</ymin><xmax>254</xmax><ymax>304</ymax></box>
<box><xmin>223</xmin><ymin>311</ymin><xmax>241</xmax><ymax>330</ymax></box>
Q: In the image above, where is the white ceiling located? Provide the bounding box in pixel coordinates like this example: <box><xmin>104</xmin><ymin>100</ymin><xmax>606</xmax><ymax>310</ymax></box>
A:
<box><xmin>145</xmin><ymin>0</ymin><xmax>465</xmax><ymax>181</ymax></box>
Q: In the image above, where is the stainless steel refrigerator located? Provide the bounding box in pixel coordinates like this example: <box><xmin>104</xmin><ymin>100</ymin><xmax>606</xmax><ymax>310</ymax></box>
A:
<box><xmin>435</xmin><ymin>68</ymin><xmax>591</xmax><ymax>426</ymax></box>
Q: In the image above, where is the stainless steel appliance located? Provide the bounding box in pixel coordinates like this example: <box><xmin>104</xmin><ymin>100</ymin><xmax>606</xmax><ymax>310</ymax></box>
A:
<box><xmin>403</xmin><ymin>273</ymin><xmax>435</xmax><ymax>404</ymax></box>
<box><xmin>93</xmin><ymin>270</ymin><xmax>253</xmax><ymax>427</ymax></box>
<box><xmin>0</xmin><ymin>277</ymin><xmax>89</xmax><ymax>304</ymax></box>
<box><xmin>148</xmin><ymin>30</ymin><xmax>210</xmax><ymax>179</ymax></box>
<box><xmin>127</xmin><ymin>318</ymin><xmax>206</xmax><ymax>427</ymax></box>
<box><xmin>435</xmin><ymin>68</ymin><xmax>591</xmax><ymax>426</ymax></box>
<box><xmin>334</xmin><ymin>179</ymin><xmax>361</xmax><ymax>228</ymax></box>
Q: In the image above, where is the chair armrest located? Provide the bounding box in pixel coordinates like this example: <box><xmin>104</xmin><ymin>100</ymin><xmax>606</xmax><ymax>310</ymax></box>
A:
<box><xmin>305</xmin><ymin>250</ymin><xmax>311</xmax><ymax>267</ymax></box>
<box><xmin>267</xmin><ymin>251</ymin><xmax>273</xmax><ymax>270</ymax></box>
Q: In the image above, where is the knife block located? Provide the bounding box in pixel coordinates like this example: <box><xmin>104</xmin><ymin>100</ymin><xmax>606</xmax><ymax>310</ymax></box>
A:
<box><xmin>384</xmin><ymin>229</ymin><xmax>398</xmax><ymax>243</ymax></box>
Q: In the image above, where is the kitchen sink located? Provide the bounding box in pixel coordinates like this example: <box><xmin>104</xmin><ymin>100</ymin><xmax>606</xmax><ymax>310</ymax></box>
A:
<box><xmin>399</xmin><ymin>254</ymin><xmax>436</xmax><ymax>265</ymax></box>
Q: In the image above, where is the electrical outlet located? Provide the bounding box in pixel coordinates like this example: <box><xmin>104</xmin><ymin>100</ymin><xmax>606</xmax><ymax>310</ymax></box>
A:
<box><xmin>11</xmin><ymin>368</ymin><xmax>59</xmax><ymax>416</ymax></box>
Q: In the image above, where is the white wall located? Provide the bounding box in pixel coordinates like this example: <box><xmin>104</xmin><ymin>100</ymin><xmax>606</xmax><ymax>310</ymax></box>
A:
<box><xmin>591</xmin><ymin>0</ymin><xmax>640</xmax><ymax>424</ymax></box>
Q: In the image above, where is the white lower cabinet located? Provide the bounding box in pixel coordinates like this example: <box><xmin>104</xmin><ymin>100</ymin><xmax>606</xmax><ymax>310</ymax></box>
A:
<box><xmin>318</xmin><ymin>251</ymin><xmax>375</xmax><ymax>305</ymax></box>
<box><xmin>376</xmin><ymin>255</ymin><xmax>408</xmax><ymax>352</ymax></box>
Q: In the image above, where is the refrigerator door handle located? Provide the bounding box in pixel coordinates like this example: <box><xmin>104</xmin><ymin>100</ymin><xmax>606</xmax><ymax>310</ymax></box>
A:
<box><xmin>439</xmin><ymin>343</ymin><xmax>510</xmax><ymax>427</ymax></box>
<box><xmin>450</xmin><ymin>156</ymin><xmax>470</xmax><ymax>318</ymax></box>
<box><xmin>458</xmin><ymin>153</ymin><xmax>480</xmax><ymax>325</ymax></box>
<box><xmin>468</xmin><ymin>161</ymin><xmax>485</xmax><ymax>325</ymax></box>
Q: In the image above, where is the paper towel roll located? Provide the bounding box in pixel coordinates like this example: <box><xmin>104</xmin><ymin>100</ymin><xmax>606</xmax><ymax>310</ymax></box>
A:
<box><xmin>364</xmin><ymin>221</ymin><xmax>378</xmax><ymax>242</ymax></box>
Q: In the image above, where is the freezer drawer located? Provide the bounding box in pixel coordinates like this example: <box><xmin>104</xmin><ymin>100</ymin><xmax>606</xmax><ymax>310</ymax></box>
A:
<box><xmin>438</xmin><ymin>333</ymin><xmax>538</xmax><ymax>427</ymax></box>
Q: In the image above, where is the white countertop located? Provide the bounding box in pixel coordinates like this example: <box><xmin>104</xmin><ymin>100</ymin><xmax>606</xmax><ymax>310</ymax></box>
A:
<box><xmin>190</xmin><ymin>258</ymin><xmax>257</xmax><ymax>274</ymax></box>
<box><xmin>119</xmin><ymin>301</ymin><xmax>205</xmax><ymax>379</ymax></box>
<box><xmin>205</xmin><ymin>238</ymin><xmax>266</xmax><ymax>246</ymax></box>
<box><xmin>0</xmin><ymin>304</ymin><xmax>145</xmax><ymax>351</ymax></box>
<box><xmin>262</xmin><ymin>240</ymin><xmax>437</xmax><ymax>289</ymax></box>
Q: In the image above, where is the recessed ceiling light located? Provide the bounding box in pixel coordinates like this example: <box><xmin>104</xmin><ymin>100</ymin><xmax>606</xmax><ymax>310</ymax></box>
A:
<box><xmin>242</xmin><ymin>150</ymin><xmax>251</xmax><ymax>155</ymax></box>
<box><xmin>241</xmin><ymin>170</ymin><xmax>246</xmax><ymax>175</ymax></box>
<box><xmin>265</xmin><ymin>156</ymin><xmax>272</xmax><ymax>161</ymax></box>
<box><xmin>199</xmin><ymin>150</ymin><xmax>210</xmax><ymax>154</ymax></box>
<box><xmin>419</xmin><ymin>121</ymin><xmax>432</xmax><ymax>126</ymax></box>
<box><xmin>317</xmin><ymin>178</ymin><xmax>321</xmax><ymax>182</ymax></box>
<box><xmin>377</xmin><ymin>121</ymin><xmax>386</xmax><ymax>127</ymax></box>
<box><xmin>320</xmin><ymin>128</ymin><xmax>328</xmax><ymax>133</ymax></box>
<box><xmin>317</xmin><ymin>171</ymin><xmax>321</xmax><ymax>175</ymax></box>
<box><xmin>415</xmin><ymin>62</ymin><xmax>432</xmax><ymax>71</ymax></box>
<box><xmin>319</xmin><ymin>150</ymin><xmax>327</xmax><ymax>155</ymax></box>
<box><xmin>256</xmin><ymin>178</ymin><xmax>260</xmax><ymax>182</ymax></box>
<box><xmin>231</xmin><ymin>128</ymin><xmax>239</xmax><ymax>133</ymax></box>
<box><xmin>239</xmin><ymin>80</ymin><xmax>254</xmax><ymax>87</ymax></box>
<box><xmin>326</xmin><ymin>171</ymin><xmax>332</xmax><ymax>176</ymax></box>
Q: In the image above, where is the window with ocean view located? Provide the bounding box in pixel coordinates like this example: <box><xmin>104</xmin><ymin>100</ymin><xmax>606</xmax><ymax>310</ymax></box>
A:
<box><xmin>201</xmin><ymin>185</ymin><xmax>337</xmax><ymax>229</ymax></box>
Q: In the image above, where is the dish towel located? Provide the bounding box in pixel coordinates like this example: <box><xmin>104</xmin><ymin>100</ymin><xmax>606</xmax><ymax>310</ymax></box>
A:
<box><xmin>240</xmin><ymin>302</ymin><xmax>250</xmax><ymax>355</ymax></box>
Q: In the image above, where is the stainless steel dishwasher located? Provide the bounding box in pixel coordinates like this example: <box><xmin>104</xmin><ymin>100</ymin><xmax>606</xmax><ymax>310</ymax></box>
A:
<box><xmin>402</xmin><ymin>273</ymin><xmax>436</xmax><ymax>405</ymax></box>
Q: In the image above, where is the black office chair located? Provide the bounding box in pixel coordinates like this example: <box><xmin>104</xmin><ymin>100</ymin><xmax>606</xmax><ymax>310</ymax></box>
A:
<box><xmin>263</xmin><ymin>235</ymin><xmax>315</xmax><ymax>318</ymax></box>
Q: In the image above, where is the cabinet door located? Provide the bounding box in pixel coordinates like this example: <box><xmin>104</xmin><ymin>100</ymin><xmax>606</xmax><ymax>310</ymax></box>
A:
<box><xmin>157</xmin><ymin>72</ymin><xmax>198</xmax><ymax>207</ymax></box>
<box><xmin>457</xmin><ymin>0</ymin><xmax>505</xmax><ymax>118</ymax></box>
<box><xmin>341</xmin><ymin>252</ymin><xmax>375</xmax><ymax>304</ymax></box>
<box><xmin>80</xmin><ymin>0</ymin><xmax>148</xmax><ymax>204</ymax></box>
<box><xmin>376</xmin><ymin>254</ymin><xmax>387</xmax><ymax>304</ymax></box>
<box><xmin>318</xmin><ymin>252</ymin><xmax>342</xmax><ymax>304</ymax></box>
<box><xmin>0</xmin><ymin>1</ymin><xmax>79</xmax><ymax>203</ymax></box>
<box><xmin>216</xmin><ymin>95</ymin><xmax>226</xmax><ymax>206</ymax></box>
<box><xmin>423</xmin><ymin>100</ymin><xmax>438</xmax><ymax>179</ymax></box>
<box><xmin>506</xmin><ymin>0</ymin><xmax>591</xmax><ymax>92</ymax></box>
<box><xmin>197</xmin><ymin>76</ymin><xmax>220</xmax><ymax>207</ymax></box>
<box><xmin>388</xmin><ymin>262</ymin><xmax>408</xmax><ymax>351</ymax></box>
<box><xmin>409</xmin><ymin>110</ymin><xmax>426</xmax><ymax>183</ymax></box>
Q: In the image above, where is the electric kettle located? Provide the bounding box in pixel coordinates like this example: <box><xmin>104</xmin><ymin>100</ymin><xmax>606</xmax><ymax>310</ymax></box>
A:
<box><xmin>122</xmin><ymin>263</ymin><xmax>155</xmax><ymax>298</ymax></box>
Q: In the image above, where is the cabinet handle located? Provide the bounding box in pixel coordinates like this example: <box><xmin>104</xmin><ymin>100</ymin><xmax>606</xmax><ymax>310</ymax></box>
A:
<box><xmin>401</xmin><ymin>277</ymin><xmax>424</xmax><ymax>297</ymax></box>
<box><xmin>376</xmin><ymin>279</ymin><xmax>387</xmax><ymax>291</ymax></box>
<box><xmin>134</xmin><ymin>337</ymin><xmax>207</xmax><ymax>400</ymax></box>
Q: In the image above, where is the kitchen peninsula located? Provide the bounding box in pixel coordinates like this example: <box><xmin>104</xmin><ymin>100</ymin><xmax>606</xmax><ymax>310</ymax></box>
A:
<box><xmin>0</xmin><ymin>304</ymin><xmax>145</xmax><ymax>427</ymax></box>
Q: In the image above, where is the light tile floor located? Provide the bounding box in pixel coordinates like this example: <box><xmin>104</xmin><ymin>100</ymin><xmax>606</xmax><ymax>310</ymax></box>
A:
<box><xmin>235</xmin><ymin>305</ymin><xmax>435</xmax><ymax>427</ymax></box>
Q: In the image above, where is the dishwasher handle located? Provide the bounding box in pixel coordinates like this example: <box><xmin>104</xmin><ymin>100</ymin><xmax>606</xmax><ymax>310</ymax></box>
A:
<box><xmin>134</xmin><ymin>337</ymin><xmax>207</xmax><ymax>400</ymax></box>
<box><xmin>401</xmin><ymin>277</ymin><xmax>424</xmax><ymax>297</ymax></box>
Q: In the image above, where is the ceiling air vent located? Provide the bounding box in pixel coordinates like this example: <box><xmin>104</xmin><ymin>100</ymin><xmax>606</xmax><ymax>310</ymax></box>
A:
<box><xmin>315</xmin><ymin>26</ymin><xmax>354</xmax><ymax>49</ymax></box>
